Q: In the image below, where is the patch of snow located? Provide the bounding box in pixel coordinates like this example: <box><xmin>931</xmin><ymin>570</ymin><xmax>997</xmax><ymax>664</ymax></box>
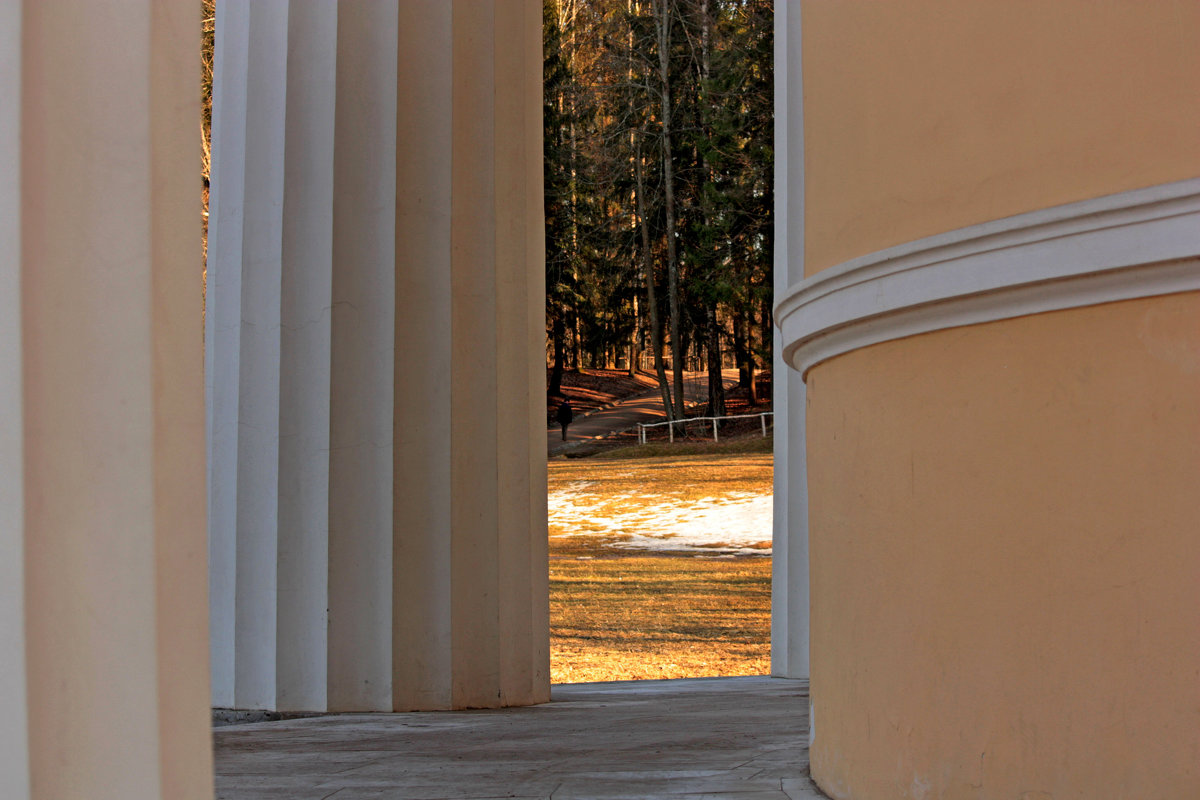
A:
<box><xmin>549</xmin><ymin>488</ymin><xmax>772</xmax><ymax>556</ymax></box>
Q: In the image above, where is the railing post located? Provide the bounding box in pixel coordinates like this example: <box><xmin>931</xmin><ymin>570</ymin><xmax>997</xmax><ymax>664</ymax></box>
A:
<box><xmin>669</xmin><ymin>421</ymin><xmax>674</xmax><ymax>443</ymax></box>
<box><xmin>713</xmin><ymin>418</ymin><xmax>719</xmax><ymax>442</ymax></box>
<box><xmin>761</xmin><ymin>413</ymin><xmax>767</xmax><ymax>437</ymax></box>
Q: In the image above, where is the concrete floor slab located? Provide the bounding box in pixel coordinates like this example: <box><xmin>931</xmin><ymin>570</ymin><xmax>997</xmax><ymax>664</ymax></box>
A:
<box><xmin>214</xmin><ymin>676</ymin><xmax>824</xmax><ymax>800</ymax></box>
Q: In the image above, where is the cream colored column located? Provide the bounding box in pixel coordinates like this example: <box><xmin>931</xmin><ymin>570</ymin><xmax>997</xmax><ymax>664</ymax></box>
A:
<box><xmin>204</xmin><ymin>0</ymin><xmax>247</xmax><ymax>710</ymax></box>
<box><xmin>448</xmin><ymin>1</ymin><xmax>504</xmax><ymax>709</ymax></box>
<box><xmin>392</xmin><ymin>2</ymin><xmax>454</xmax><ymax>711</ymax></box>
<box><xmin>391</xmin><ymin>0</ymin><xmax>548</xmax><ymax>711</ymax></box>
<box><xmin>276</xmin><ymin>0</ymin><xmax>337</xmax><ymax>715</ymax></box>
<box><xmin>770</xmin><ymin>0</ymin><xmax>809</xmax><ymax>680</ymax></box>
<box><xmin>0</xmin><ymin>3</ymin><xmax>30</xmax><ymax>798</ymax></box>
<box><xmin>497</xmin><ymin>0</ymin><xmax>551</xmax><ymax>707</ymax></box>
<box><xmin>11</xmin><ymin>1</ymin><xmax>212</xmax><ymax>798</ymax></box>
<box><xmin>327</xmin><ymin>0</ymin><xmax>398</xmax><ymax>712</ymax></box>
<box><xmin>207</xmin><ymin>0</ymin><xmax>337</xmax><ymax>712</ymax></box>
<box><xmin>231</xmin><ymin>0</ymin><xmax>287</xmax><ymax>711</ymax></box>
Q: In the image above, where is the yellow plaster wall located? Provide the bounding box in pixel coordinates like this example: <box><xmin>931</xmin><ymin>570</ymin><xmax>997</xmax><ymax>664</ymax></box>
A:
<box><xmin>801</xmin><ymin>1</ymin><xmax>1200</xmax><ymax>275</ymax></box>
<box><xmin>806</xmin><ymin>292</ymin><xmax>1200</xmax><ymax>799</ymax></box>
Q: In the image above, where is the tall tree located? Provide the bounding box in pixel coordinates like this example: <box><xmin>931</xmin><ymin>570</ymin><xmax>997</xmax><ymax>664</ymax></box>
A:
<box><xmin>635</xmin><ymin>125</ymin><xmax>676</xmax><ymax>418</ymax></box>
<box><xmin>544</xmin><ymin>0</ymin><xmax>575</xmax><ymax>395</ymax></box>
<box><xmin>649</xmin><ymin>0</ymin><xmax>687</xmax><ymax>418</ymax></box>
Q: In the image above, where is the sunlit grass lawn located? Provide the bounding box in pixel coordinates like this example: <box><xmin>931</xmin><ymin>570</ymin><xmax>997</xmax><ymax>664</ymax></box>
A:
<box><xmin>549</xmin><ymin>447</ymin><xmax>772</xmax><ymax>684</ymax></box>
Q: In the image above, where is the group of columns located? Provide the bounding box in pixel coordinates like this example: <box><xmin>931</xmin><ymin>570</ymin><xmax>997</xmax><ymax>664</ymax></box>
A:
<box><xmin>206</xmin><ymin>0</ymin><xmax>548</xmax><ymax>712</ymax></box>
<box><xmin>3</xmin><ymin>2</ymin><xmax>806</xmax><ymax>796</ymax></box>
<box><xmin>3</xmin><ymin>1</ymin><xmax>547</xmax><ymax>796</ymax></box>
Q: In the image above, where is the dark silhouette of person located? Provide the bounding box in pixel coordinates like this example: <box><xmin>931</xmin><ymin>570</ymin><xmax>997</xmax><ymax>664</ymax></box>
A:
<box><xmin>556</xmin><ymin>398</ymin><xmax>574</xmax><ymax>441</ymax></box>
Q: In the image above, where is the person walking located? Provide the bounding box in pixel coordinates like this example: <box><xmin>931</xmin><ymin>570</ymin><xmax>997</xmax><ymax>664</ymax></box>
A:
<box><xmin>556</xmin><ymin>398</ymin><xmax>574</xmax><ymax>441</ymax></box>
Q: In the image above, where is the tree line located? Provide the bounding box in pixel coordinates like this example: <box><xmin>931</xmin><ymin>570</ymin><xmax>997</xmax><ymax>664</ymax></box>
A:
<box><xmin>545</xmin><ymin>0</ymin><xmax>773</xmax><ymax>419</ymax></box>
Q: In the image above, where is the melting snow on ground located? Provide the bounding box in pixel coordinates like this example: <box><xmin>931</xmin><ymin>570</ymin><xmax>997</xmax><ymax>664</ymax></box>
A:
<box><xmin>548</xmin><ymin>487</ymin><xmax>772</xmax><ymax>556</ymax></box>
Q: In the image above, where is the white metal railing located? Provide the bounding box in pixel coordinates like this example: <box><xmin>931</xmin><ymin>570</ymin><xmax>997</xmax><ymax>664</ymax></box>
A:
<box><xmin>637</xmin><ymin>411</ymin><xmax>774</xmax><ymax>444</ymax></box>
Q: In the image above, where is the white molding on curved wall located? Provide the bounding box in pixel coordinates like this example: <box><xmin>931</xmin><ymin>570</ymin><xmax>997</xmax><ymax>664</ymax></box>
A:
<box><xmin>776</xmin><ymin>178</ymin><xmax>1200</xmax><ymax>375</ymax></box>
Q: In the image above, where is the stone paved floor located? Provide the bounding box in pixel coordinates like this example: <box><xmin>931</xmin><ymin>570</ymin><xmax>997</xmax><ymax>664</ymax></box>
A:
<box><xmin>213</xmin><ymin>676</ymin><xmax>825</xmax><ymax>800</ymax></box>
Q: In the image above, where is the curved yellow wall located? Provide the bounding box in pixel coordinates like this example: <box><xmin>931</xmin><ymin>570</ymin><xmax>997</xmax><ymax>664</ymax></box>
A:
<box><xmin>806</xmin><ymin>292</ymin><xmax>1200</xmax><ymax>799</ymax></box>
<box><xmin>801</xmin><ymin>0</ymin><xmax>1200</xmax><ymax>275</ymax></box>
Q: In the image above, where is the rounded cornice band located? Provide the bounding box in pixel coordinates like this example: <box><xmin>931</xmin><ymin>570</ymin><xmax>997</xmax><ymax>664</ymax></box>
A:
<box><xmin>775</xmin><ymin>178</ymin><xmax>1200</xmax><ymax>376</ymax></box>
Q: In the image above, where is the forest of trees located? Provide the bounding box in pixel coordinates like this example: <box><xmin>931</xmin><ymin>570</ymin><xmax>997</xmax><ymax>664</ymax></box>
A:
<box><xmin>544</xmin><ymin>0</ymin><xmax>773</xmax><ymax>419</ymax></box>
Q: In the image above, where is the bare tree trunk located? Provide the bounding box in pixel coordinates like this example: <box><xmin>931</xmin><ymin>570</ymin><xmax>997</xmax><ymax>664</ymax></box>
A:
<box><xmin>572</xmin><ymin>311</ymin><xmax>582</xmax><ymax>370</ymax></box>
<box><xmin>759</xmin><ymin>298</ymin><xmax>771</xmax><ymax>404</ymax></box>
<box><xmin>563</xmin><ymin>0</ymin><xmax>583</xmax><ymax>375</ymax></box>
<box><xmin>733</xmin><ymin>310</ymin><xmax>749</xmax><ymax>388</ymax></box>
<box><xmin>549</xmin><ymin>315</ymin><xmax>566</xmax><ymax>395</ymax></box>
<box><xmin>626</xmin><ymin>0</ymin><xmax>642</xmax><ymax>384</ymax></box>
<box><xmin>653</xmin><ymin>0</ymin><xmax>685</xmax><ymax>419</ymax></box>
<box><xmin>628</xmin><ymin>294</ymin><xmax>639</xmax><ymax>378</ymax></box>
<box><xmin>695</xmin><ymin>0</ymin><xmax>725</xmax><ymax>417</ymax></box>
<box><xmin>635</xmin><ymin>132</ymin><xmax>674</xmax><ymax>420</ymax></box>
<box><xmin>705</xmin><ymin>304</ymin><xmax>726</xmax><ymax>416</ymax></box>
<box><xmin>747</xmin><ymin>312</ymin><xmax>758</xmax><ymax>405</ymax></box>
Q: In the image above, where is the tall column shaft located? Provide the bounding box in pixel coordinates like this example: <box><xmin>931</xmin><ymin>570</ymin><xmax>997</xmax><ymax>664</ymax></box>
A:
<box><xmin>204</xmin><ymin>0</ymin><xmax>247</xmax><ymax>711</ymax></box>
<box><xmin>327</xmin><ymin>0</ymin><xmax>398</xmax><ymax>712</ymax></box>
<box><xmin>770</xmin><ymin>0</ymin><xmax>809</xmax><ymax>680</ymax></box>
<box><xmin>276</xmin><ymin>0</ymin><xmax>336</xmax><ymax>714</ymax></box>
<box><xmin>6</xmin><ymin>1</ymin><xmax>212</xmax><ymax>797</ymax></box>
<box><xmin>231</xmin><ymin>0</ymin><xmax>287</xmax><ymax>711</ymax></box>
<box><xmin>493</xmin><ymin>0</ymin><xmax>550</xmax><ymax>706</ymax></box>
<box><xmin>448</xmin><ymin>0</ymin><xmax>504</xmax><ymax>709</ymax></box>
<box><xmin>0</xmin><ymin>3</ymin><xmax>30</xmax><ymax>797</ymax></box>
<box><xmin>392</xmin><ymin>2</ymin><xmax>455</xmax><ymax>710</ymax></box>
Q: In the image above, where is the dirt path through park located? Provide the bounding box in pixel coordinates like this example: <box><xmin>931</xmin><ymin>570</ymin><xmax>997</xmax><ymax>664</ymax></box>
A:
<box><xmin>547</xmin><ymin>370</ymin><xmax>737</xmax><ymax>455</ymax></box>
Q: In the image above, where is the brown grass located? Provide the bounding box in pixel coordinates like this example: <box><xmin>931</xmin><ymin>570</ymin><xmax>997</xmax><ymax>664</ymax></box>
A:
<box><xmin>549</xmin><ymin>451</ymin><xmax>772</xmax><ymax>505</ymax></box>
<box><xmin>549</xmin><ymin>451</ymin><xmax>772</xmax><ymax>684</ymax></box>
